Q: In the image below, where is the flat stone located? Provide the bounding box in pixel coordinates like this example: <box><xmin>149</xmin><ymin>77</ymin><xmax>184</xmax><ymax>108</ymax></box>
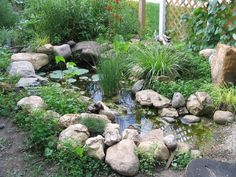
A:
<box><xmin>186</xmin><ymin>158</ymin><xmax>236</xmax><ymax>177</ymax></box>
<box><xmin>181</xmin><ymin>115</ymin><xmax>201</xmax><ymax>125</ymax></box>
<box><xmin>159</xmin><ymin>108</ymin><xmax>178</xmax><ymax>118</ymax></box>
<box><xmin>16</xmin><ymin>76</ymin><xmax>48</xmax><ymax>88</ymax></box>
<box><xmin>132</xmin><ymin>80</ymin><xmax>145</xmax><ymax>93</ymax></box>
<box><xmin>162</xmin><ymin>117</ymin><xmax>177</xmax><ymax>123</ymax></box>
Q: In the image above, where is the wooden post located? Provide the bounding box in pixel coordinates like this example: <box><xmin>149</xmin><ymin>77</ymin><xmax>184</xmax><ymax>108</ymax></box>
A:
<box><xmin>159</xmin><ymin>0</ymin><xmax>166</xmax><ymax>36</ymax></box>
<box><xmin>139</xmin><ymin>0</ymin><xmax>146</xmax><ymax>29</ymax></box>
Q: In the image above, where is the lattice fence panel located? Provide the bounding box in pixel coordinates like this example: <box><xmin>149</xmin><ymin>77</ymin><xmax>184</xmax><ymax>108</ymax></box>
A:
<box><xmin>166</xmin><ymin>0</ymin><xmax>203</xmax><ymax>39</ymax></box>
<box><xmin>166</xmin><ymin>0</ymin><xmax>232</xmax><ymax>40</ymax></box>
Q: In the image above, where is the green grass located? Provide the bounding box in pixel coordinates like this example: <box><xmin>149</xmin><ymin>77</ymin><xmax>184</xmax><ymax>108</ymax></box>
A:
<box><xmin>39</xmin><ymin>85</ymin><xmax>87</xmax><ymax>115</ymax></box>
<box><xmin>98</xmin><ymin>58</ymin><xmax>122</xmax><ymax>97</ymax></box>
<box><xmin>146</xmin><ymin>2</ymin><xmax>160</xmax><ymax>36</ymax></box>
<box><xmin>78</xmin><ymin>117</ymin><xmax>107</xmax><ymax>136</ymax></box>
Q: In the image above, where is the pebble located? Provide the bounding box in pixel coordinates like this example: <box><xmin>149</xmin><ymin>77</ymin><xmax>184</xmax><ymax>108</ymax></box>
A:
<box><xmin>0</xmin><ymin>123</ymin><xmax>5</xmax><ymax>129</ymax></box>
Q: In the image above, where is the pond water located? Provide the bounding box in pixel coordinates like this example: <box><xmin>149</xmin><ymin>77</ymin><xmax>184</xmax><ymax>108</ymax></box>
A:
<box><xmin>84</xmin><ymin>81</ymin><xmax>212</xmax><ymax>148</ymax></box>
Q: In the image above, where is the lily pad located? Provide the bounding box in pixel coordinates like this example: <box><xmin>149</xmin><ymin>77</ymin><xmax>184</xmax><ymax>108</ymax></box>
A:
<box><xmin>49</xmin><ymin>70</ymin><xmax>65</xmax><ymax>81</ymax></box>
<box><xmin>67</xmin><ymin>78</ymin><xmax>77</xmax><ymax>84</ymax></box>
<box><xmin>63</xmin><ymin>68</ymin><xmax>89</xmax><ymax>76</ymax></box>
<box><xmin>91</xmin><ymin>74</ymin><xmax>100</xmax><ymax>82</ymax></box>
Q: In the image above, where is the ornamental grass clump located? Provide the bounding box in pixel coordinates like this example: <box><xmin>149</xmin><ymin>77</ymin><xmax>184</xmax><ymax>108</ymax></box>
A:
<box><xmin>127</xmin><ymin>43</ymin><xmax>188</xmax><ymax>87</ymax></box>
<box><xmin>98</xmin><ymin>58</ymin><xmax>122</xmax><ymax>97</ymax></box>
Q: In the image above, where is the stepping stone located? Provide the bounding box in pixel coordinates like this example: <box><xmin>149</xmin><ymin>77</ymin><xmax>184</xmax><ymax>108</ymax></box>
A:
<box><xmin>186</xmin><ymin>158</ymin><xmax>236</xmax><ymax>177</ymax></box>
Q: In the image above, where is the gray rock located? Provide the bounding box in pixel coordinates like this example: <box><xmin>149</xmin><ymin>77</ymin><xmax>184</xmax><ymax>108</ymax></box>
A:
<box><xmin>186</xmin><ymin>158</ymin><xmax>236</xmax><ymax>177</ymax></box>
<box><xmin>16</xmin><ymin>76</ymin><xmax>48</xmax><ymax>88</ymax></box>
<box><xmin>162</xmin><ymin>117</ymin><xmax>177</xmax><ymax>123</ymax></box>
<box><xmin>72</xmin><ymin>41</ymin><xmax>101</xmax><ymax>63</ymax></box>
<box><xmin>105</xmin><ymin>139</ymin><xmax>139</xmax><ymax>176</ymax></box>
<box><xmin>186</xmin><ymin>92</ymin><xmax>213</xmax><ymax>116</ymax></box>
<box><xmin>181</xmin><ymin>115</ymin><xmax>201</xmax><ymax>125</ymax></box>
<box><xmin>67</xmin><ymin>40</ymin><xmax>76</xmax><ymax>47</ymax></box>
<box><xmin>132</xmin><ymin>80</ymin><xmax>145</xmax><ymax>93</ymax></box>
<box><xmin>159</xmin><ymin>108</ymin><xmax>178</xmax><ymax>118</ymax></box>
<box><xmin>11</xmin><ymin>53</ymin><xmax>49</xmax><ymax>70</ymax></box>
<box><xmin>213</xmin><ymin>110</ymin><xmax>234</xmax><ymax>125</ymax></box>
<box><xmin>53</xmin><ymin>44</ymin><xmax>72</xmax><ymax>58</ymax></box>
<box><xmin>163</xmin><ymin>134</ymin><xmax>177</xmax><ymax>151</ymax></box>
<box><xmin>0</xmin><ymin>124</ymin><xmax>5</xmax><ymax>129</ymax></box>
<box><xmin>178</xmin><ymin>107</ymin><xmax>189</xmax><ymax>116</ymax></box>
<box><xmin>8</xmin><ymin>61</ymin><xmax>35</xmax><ymax>78</ymax></box>
<box><xmin>172</xmin><ymin>92</ymin><xmax>185</xmax><ymax>108</ymax></box>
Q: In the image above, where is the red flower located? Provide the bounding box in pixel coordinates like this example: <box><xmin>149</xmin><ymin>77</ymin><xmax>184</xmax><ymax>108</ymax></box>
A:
<box><xmin>106</xmin><ymin>4</ymin><xmax>111</xmax><ymax>12</ymax></box>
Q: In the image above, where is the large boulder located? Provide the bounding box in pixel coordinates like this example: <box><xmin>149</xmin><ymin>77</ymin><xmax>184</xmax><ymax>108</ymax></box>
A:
<box><xmin>11</xmin><ymin>53</ymin><xmax>49</xmax><ymax>70</ymax></box>
<box><xmin>58</xmin><ymin>124</ymin><xmax>89</xmax><ymax>149</ymax></box>
<box><xmin>211</xmin><ymin>44</ymin><xmax>236</xmax><ymax>85</ymax></box>
<box><xmin>72</xmin><ymin>41</ymin><xmax>101</xmax><ymax>63</ymax></box>
<box><xmin>8</xmin><ymin>61</ymin><xmax>35</xmax><ymax>78</ymax></box>
<box><xmin>85</xmin><ymin>135</ymin><xmax>105</xmax><ymax>160</ymax></box>
<box><xmin>199</xmin><ymin>49</ymin><xmax>216</xmax><ymax>59</ymax></box>
<box><xmin>103</xmin><ymin>123</ymin><xmax>121</xmax><ymax>146</ymax></box>
<box><xmin>105</xmin><ymin>139</ymin><xmax>139</xmax><ymax>176</ymax></box>
<box><xmin>213</xmin><ymin>110</ymin><xmax>234</xmax><ymax>125</ymax></box>
<box><xmin>186</xmin><ymin>92</ymin><xmax>213</xmax><ymax>116</ymax></box>
<box><xmin>53</xmin><ymin>44</ymin><xmax>72</xmax><ymax>58</ymax></box>
<box><xmin>136</xmin><ymin>89</ymin><xmax>171</xmax><ymax>108</ymax></box>
<box><xmin>17</xmin><ymin>96</ymin><xmax>46</xmax><ymax>112</ymax></box>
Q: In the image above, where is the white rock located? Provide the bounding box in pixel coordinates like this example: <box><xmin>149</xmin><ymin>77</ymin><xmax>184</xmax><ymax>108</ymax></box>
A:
<box><xmin>163</xmin><ymin>134</ymin><xmax>177</xmax><ymax>151</ymax></box>
<box><xmin>122</xmin><ymin>129</ymin><xmax>140</xmax><ymax>144</ymax></box>
<box><xmin>105</xmin><ymin>139</ymin><xmax>139</xmax><ymax>176</ymax></box>
<box><xmin>85</xmin><ymin>135</ymin><xmax>105</xmax><ymax>160</ymax></box>
<box><xmin>17</xmin><ymin>96</ymin><xmax>46</xmax><ymax>112</ymax></box>
<box><xmin>186</xmin><ymin>92</ymin><xmax>213</xmax><ymax>116</ymax></box>
<box><xmin>213</xmin><ymin>110</ymin><xmax>234</xmax><ymax>125</ymax></box>
<box><xmin>58</xmin><ymin>124</ymin><xmax>89</xmax><ymax>149</ymax></box>
<box><xmin>181</xmin><ymin>115</ymin><xmax>201</xmax><ymax>125</ymax></box>
<box><xmin>8</xmin><ymin>61</ymin><xmax>35</xmax><ymax>78</ymax></box>
<box><xmin>199</xmin><ymin>49</ymin><xmax>216</xmax><ymax>59</ymax></box>
<box><xmin>103</xmin><ymin>123</ymin><xmax>121</xmax><ymax>146</ymax></box>
<box><xmin>159</xmin><ymin>108</ymin><xmax>178</xmax><ymax>118</ymax></box>
<box><xmin>59</xmin><ymin>114</ymin><xmax>80</xmax><ymax>127</ymax></box>
<box><xmin>11</xmin><ymin>53</ymin><xmax>49</xmax><ymax>70</ymax></box>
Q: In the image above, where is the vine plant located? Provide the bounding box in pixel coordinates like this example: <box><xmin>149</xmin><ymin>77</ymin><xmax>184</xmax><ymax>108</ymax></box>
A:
<box><xmin>184</xmin><ymin>0</ymin><xmax>236</xmax><ymax>51</ymax></box>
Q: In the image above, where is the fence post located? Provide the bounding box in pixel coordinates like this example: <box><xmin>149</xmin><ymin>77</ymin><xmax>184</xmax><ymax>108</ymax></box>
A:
<box><xmin>159</xmin><ymin>0</ymin><xmax>166</xmax><ymax>35</ymax></box>
<box><xmin>139</xmin><ymin>0</ymin><xmax>146</xmax><ymax>29</ymax></box>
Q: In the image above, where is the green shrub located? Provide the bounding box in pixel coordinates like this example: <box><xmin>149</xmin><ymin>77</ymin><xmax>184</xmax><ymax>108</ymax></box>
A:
<box><xmin>78</xmin><ymin>117</ymin><xmax>107</xmax><ymax>136</ymax></box>
<box><xmin>0</xmin><ymin>48</ymin><xmax>11</xmax><ymax>72</ymax></box>
<box><xmin>23</xmin><ymin>0</ymin><xmax>108</xmax><ymax>43</ymax></box>
<box><xmin>0</xmin><ymin>28</ymin><xmax>19</xmax><ymax>47</ymax></box>
<box><xmin>135</xmin><ymin>148</ymin><xmax>165</xmax><ymax>176</ymax></box>
<box><xmin>40</xmin><ymin>85</ymin><xmax>87</xmax><ymax>115</ymax></box>
<box><xmin>171</xmin><ymin>152</ymin><xmax>192</xmax><ymax>170</ymax></box>
<box><xmin>0</xmin><ymin>0</ymin><xmax>18</xmax><ymax>28</ymax></box>
<box><xmin>127</xmin><ymin>43</ymin><xmax>188</xmax><ymax>86</ymax></box>
<box><xmin>185</xmin><ymin>1</ymin><xmax>236</xmax><ymax>51</ymax></box>
<box><xmin>98</xmin><ymin>58</ymin><xmax>122</xmax><ymax>97</ymax></box>
<box><xmin>54</xmin><ymin>147</ymin><xmax>111</xmax><ymax>177</ymax></box>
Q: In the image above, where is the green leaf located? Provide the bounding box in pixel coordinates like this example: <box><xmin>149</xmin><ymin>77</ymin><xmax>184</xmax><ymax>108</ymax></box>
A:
<box><xmin>75</xmin><ymin>146</ymin><xmax>84</xmax><ymax>158</ymax></box>
<box><xmin>55</xmin><ymin>56</ymin><xmax>65</xmax><ymax>64</ymax></box>
<box><xmin>233</xmin><ymin>34</ymin><xmax>236</xmax><ymax>40</ymax></box>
